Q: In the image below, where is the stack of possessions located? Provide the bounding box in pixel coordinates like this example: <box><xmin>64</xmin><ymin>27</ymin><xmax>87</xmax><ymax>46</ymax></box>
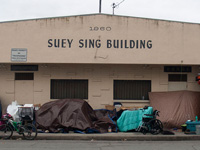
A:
<box><xmin>6</xmin><ymin>101</ymin><xmax>22</xmax><ymax>122</ymax></box>
<box><xmin>149</xmin><ymin>91</ymin><xmax>200</xmax><ymax>129</ymax></box>
<box><xmin>35</xmin><ymin>99</ymin><xmax>117</xmax><ymax>133</ymax></box>
<box><xmin>185</xmin><ymin>120</ymin><xmax>200</xmax><ymax>134</ymax></box>
<box><xmin>117</xmin><ymin>106</ymin><xmax>153</xmax><ymax>132</ymax></box>
<box><xmin>18</xmin><ymin>104</ymin><xmax>34</xmax><ymax>124</ymax></box>
<box><xmin>6</xmin><ymin>101</ymin><xmax>39</xmax><ymax>124</ymax></box>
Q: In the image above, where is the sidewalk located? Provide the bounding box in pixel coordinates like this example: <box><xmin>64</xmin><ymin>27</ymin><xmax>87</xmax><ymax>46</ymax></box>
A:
<box><xmin>12</xmin><ymin>131</ymin><xmax>200</xmax><ymax>141</ymax></box>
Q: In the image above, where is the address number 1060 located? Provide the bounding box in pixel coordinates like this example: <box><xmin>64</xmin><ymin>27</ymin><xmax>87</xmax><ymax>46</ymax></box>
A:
<box><xmin>89</xmin><ymin>27</ymin><xmax>111</xmax><ymax>31</ymax></box>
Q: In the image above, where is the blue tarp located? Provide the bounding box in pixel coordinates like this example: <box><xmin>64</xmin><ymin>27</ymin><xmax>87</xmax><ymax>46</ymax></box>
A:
<box><xmin>117</xmin><ymin>107</ymin><xmax>153</xmax><ymax>132</ymax></box>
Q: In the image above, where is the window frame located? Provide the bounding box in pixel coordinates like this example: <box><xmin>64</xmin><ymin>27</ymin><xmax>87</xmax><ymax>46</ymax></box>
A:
<box><xmin>11</xmin><ymin>65</ymin><xmax>38</xmax><ymax>71</ymax></box>
<box><xmin>50</xmin><ymin>79</ymin><xmax>88</xmax><ymax>99</ymax></box>
<box><xmin>168</xmin><ymin>74</ymin><xmax>187</xmax><ymax>82</ymax></box>
<box><xmin>164</xmin><ymin>66</ymin><xmax>191</xmax><ymax>73</ymax></box>
<box><xmin>113</xmin><ymin>80</ymin><xmax>151</xmax><ymax>100</ymax></box>
<box><xmin>15</xmin><ymin>73</ymin><xmax>34</xmax><ymax>80</ymax></box>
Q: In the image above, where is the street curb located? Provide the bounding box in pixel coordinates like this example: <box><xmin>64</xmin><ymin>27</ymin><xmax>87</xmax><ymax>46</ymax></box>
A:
<box><xmin>11</xmin><ymin>133</ymin><xmax>200</xmax><ymax>141</ymax></box>
<box><xmin>36</xmin><ymin>135</ymin><xmax>200</xmax><ymax>141</ymax></box>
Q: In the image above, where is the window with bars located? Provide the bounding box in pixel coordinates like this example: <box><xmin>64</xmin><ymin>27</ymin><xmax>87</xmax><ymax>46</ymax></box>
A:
<box><xmin>15</xmin><ymin>73</ymin><xmax>34</xmax><ymax>80</ymax></box>
<box><xmin>114</xmin><ymin>80</ymin><xmax>151</xmax><ymax>100</ymax></box>
<box><xmin>11</xmin><ymin>65</ymin><xmax>38</xmax><ymax>71</ymax></box>
<box><xmin>51</xmin><ymin>79</ymin><xmax>88</xmax><ymax>99</ymax></box>
<box><xmin>164</xmin><ymin>66</ymin><xmax>191</xmax><ymax>72</ymax></box>
<box><xmin>168</xmin><ymin>74</ymin><xmax>187</xmax><ymax>82</ymax></box>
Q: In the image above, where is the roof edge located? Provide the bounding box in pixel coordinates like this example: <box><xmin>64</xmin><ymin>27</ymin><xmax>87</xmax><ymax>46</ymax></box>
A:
<box><xmin>0</xmin><ymin>13</ymin><xmax>199</xmax><ymax>25</ymax></box>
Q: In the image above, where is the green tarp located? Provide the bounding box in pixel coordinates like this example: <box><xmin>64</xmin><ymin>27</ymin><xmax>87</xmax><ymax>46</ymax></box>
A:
<box><xmin>117</xmin><ymin>107</ymin><xmax>153</xmax><ymax>132</ymax></box>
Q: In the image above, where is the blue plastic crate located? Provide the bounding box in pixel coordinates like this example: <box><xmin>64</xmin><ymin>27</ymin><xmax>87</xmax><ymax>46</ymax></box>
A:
<box><xmin>186</xmin><ymin>121</ymin><xmax>200</xmax><ymax>132</ymax></box>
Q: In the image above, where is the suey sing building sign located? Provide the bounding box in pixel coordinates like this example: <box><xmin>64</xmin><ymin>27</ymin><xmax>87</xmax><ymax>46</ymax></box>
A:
<box><xmin>48</xmin><ymin>39</ymin><xmax>153</xmax><ymax>49</ymax></box>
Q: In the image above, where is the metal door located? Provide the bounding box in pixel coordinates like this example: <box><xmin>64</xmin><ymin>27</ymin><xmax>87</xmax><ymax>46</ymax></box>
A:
<box><xmin>14</xmin><ymin>80</ymin><xmax>34</xmax><ymax>104</ymax></box>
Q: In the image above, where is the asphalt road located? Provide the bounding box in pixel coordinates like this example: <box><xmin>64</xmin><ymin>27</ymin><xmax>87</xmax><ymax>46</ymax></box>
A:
<box><xmin>0</xmin><ymin>140</ymin><xmax>200</xmax><ymax>150</ymax></box>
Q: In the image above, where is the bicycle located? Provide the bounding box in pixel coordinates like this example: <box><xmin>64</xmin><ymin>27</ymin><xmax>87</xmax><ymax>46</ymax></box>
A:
<box><xmin>0</xmin><ymin>113</ymin><xmax>37</xmax><ymax>140</ymax></box>
<box><xmin>137</xmin><ymin>110</ymin><xmax>163</xmax><ymax>135</ymax></box>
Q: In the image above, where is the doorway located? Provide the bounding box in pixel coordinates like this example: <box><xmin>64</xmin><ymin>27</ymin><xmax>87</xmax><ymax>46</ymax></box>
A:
<box><xmin>14</xmin><ymin>73</ymin><xmax>34</xmax><ymax>104</ymax></box>
<box><xmin>168</xmin><ymin>74</ymin><xmax>187</xmax><ymax>91</ymax></box>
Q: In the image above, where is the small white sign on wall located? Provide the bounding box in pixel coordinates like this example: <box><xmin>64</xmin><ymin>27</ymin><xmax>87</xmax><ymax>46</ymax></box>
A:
<box><xmin>11</xmin><ymin>48</ymin><xmax>27</xmax><ymax>62</ymax></box>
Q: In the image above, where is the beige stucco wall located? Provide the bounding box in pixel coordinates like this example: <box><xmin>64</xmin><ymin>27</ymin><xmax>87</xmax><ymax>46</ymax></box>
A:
<box><xmin>0</xmin><ymin>64</ymin><xmax>200</xmax><ymax>112</ymax></box>
<box><xmin>0</xmin><ymin>14</ymin><xmax>200</xmax><ymax>111</ymax></box>
<box><xmin>0</xmin><ymin>14</ymin><xmax>200</xmax><ymax>64</ymax></box>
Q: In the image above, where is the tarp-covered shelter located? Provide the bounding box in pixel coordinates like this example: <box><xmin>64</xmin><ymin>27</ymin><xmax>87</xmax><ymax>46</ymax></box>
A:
<box><xmin>35</xmin><ymin>99</ymin><xmax>117</xmax><ymax>133</ymax></box>
<box><xmin>149</xmin><ymin>91</ymin><xmax>200</xmax><ymax>128</ymax></box>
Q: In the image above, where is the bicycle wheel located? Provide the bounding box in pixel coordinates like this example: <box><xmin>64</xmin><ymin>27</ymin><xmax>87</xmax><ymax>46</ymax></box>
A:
<box><xmin>148</xmin><ymin>119</ymin><xmax>163</xmax><ymax>135</ymax></box>
<box><xmin>22</xmin><ymin>123</ymin><xmax>37</xmax><ymax>140</ymax></box>
<box><xmin>0</xmin><ymin>124</ymin><xmax>13</xmax><ymax>139</ymax></box>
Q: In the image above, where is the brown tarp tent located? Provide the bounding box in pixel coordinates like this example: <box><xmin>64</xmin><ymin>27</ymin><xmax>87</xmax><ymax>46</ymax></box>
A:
<box><xmin>149</xmin><ymin>91</ymin><xmax>200</xmax><ymax>128</ymax></box>
<box><xmin>35</xmin><ymin>99</ymin><xmax>117</xmax><ymax>133</ymax></box>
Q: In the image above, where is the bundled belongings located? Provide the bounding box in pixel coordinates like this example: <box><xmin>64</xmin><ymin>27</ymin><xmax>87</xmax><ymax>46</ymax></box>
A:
<box><xmin>149</xmin><ymin>91</ymin><xmax>200</xmax><ymax>128</ymax></box>
<box><xmin>117</xmin><ymin>106</ymin><xmax>153</xmax><ymax>132</ymax></box>
<box><xmin>35</xmin><ymin>99</ymin><xmax>117</xmax><ymax>133</ymax></box>
<box><xmin>6</xmin><ymin>101</ymin><xmax>35</xmax><ymax>123</ymax></box>
<box><xmin>6</xmin><ymin>101</ymin><xmax>22</xmax><ymax>122</ymax></box>
<box><xmin>94</xmin><ymin>109</ymin><xmax>116</xmax><ymax>120</ymax></box>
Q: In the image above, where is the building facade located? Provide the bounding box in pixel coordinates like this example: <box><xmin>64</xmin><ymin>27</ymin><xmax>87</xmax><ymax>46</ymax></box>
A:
<box><xmin>0</xmin><ymin>14</ymin><xmax>200</xmax><ymax>111</ymax></box>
